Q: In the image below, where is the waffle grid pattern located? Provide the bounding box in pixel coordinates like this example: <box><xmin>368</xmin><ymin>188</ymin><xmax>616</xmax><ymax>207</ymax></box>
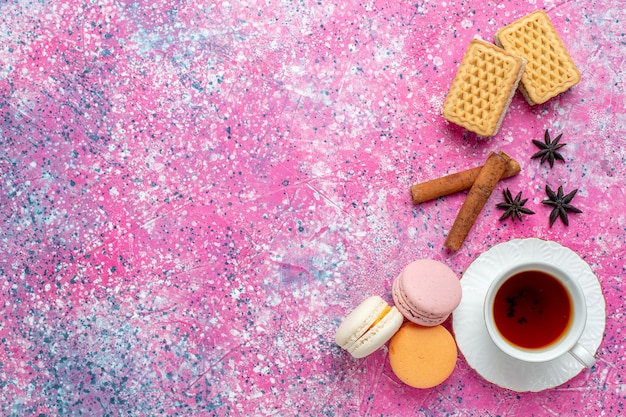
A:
<box><xmin>443</xmin><ymin>40</ymin><xmax>524</xmax><ymax>136</ymax></box>
<box><xmin>496</xmin><ymin>11</ymin><xmax>580</xmax><ymax>104</ymax></box>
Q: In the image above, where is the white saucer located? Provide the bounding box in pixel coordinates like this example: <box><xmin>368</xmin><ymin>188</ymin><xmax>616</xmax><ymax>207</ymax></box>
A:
<box><xmin>452</xmin><ymin>238</ymin><xmax>606</xmax><ymax>392</ymax></box>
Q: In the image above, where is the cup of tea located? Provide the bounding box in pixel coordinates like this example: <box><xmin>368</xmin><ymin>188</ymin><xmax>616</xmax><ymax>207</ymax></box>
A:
<box><xmin>483</xmin><ymin>261</ymin><xmax>596</xmax><ymax>367</ymax></box>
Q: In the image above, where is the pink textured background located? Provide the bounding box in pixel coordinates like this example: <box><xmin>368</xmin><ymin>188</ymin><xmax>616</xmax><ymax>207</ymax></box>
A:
<box><xmin>1</xmin><ymin>0</ymin><xmax>625</xmax><ymax>415</ymax></box>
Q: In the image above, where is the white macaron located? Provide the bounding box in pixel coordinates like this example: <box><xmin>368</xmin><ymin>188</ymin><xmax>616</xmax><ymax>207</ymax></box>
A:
<box><xmin>335</xmin><ymin>295</ymin><xmax>404</xmax><ymax>358</ymax></box>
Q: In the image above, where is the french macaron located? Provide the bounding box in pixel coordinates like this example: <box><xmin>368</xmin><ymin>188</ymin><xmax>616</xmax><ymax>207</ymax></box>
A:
<box><xmin>392</xmin><ymin>259</ymin><xmax>461</xmax><ymax>326</ymax></box>
<box><xmin>389</xmin><ymin>322</ymin><xmax>457</xmax><ymax>388</ymax></box>
<box><xmin>335</xmin><ymin>295</ymin><xmax>404</xmax><ymax>359</ymax></box>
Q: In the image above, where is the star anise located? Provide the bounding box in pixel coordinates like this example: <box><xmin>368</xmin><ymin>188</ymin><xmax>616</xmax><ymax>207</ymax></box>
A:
<box><xmin>496</xmin><ymin>188</ymin><xmax>535</xmax><ymax>222</ymax></box>
<box><xmin>542</xmin><ymin>184</ymin><xmax>582</xmax><ymax>227</ymax></box>
<box><xmin>531</xmin><ymin>130</ymin><xmax>566</xmax><ymax>168</ymax></box>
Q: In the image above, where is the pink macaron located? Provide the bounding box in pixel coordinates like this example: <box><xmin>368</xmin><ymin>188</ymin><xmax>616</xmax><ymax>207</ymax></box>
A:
<box><xmin>392</xmin><ymin>259</ymin><xmax>462</xmax><ymax>326</ymax></box>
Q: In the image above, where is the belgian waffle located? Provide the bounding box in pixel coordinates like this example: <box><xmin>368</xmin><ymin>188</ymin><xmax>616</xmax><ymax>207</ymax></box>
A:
<box><xmin>495</xmin><ymin>10</ymin><xmax>580</xmax><ymax>105</ymax></box>
<box><xmin>442</xmin><ymin>39</ymin><xmax>526</xmax><ymax>137</ymax></box>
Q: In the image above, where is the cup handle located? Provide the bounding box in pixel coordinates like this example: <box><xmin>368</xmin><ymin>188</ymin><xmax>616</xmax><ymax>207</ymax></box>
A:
<box><xmin>569</xmin><ymin>343</ymin><xmax>596</xmax><ymax>368</ymax></box>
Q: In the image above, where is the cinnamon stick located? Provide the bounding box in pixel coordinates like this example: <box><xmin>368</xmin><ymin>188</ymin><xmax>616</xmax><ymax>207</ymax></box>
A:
<box><xmin>444</xmin><ymin>151</ymin><xmax>511</xmax><ymax>251</ymax></box>
<box><xmin>410</xmin><ymin>154</ymin><xmax>520</xmax><ymax>204</ymax></box>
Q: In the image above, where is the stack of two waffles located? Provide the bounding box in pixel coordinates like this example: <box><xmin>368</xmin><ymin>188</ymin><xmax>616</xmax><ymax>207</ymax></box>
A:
<box><xmin>442</xmin><ymin>11</ymin><xmax>581</xmax><ymax>137</ymax></box>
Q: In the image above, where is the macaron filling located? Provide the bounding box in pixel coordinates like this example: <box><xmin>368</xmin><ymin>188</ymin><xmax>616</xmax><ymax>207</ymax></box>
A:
<box><xmin>366</xmin><ymin>305</ymin><xmax>392</xmax><ymax>332</ymax></box>
<box><xmin>335</xmin><ymin>296</ymin><xmax>404</xmax><ymax>358</ymax></box>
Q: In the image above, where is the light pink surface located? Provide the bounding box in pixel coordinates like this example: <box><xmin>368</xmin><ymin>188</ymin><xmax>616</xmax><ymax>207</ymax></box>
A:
<box><xmin>1</xmin><ymin>0</ymin><xmax>625</xmax><ymax>415</ymax></box>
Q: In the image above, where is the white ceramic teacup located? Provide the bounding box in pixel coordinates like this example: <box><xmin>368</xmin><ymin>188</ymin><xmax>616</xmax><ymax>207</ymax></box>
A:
<box><xmin>484</xmin><ymin>261</ymin><xmax>595</xmax><ymax>367</ymax></box>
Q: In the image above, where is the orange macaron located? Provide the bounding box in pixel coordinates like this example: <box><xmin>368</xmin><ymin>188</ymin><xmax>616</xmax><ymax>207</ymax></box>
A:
<box><xmin>388</xmin><ymin>322</ymin><xmax>457</xmax><ymax>388</ymax></box>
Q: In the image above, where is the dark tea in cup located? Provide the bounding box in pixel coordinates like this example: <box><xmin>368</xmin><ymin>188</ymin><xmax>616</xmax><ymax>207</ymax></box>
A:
<box><xmin>492</xmin><ymin>270</ymin><xmax>572</xmax><ymax>350</ymax></box>
<box><xmin>484</xmin><ymin>257</ymin><xmax>595</xmax><ymax>367</ymax></box>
